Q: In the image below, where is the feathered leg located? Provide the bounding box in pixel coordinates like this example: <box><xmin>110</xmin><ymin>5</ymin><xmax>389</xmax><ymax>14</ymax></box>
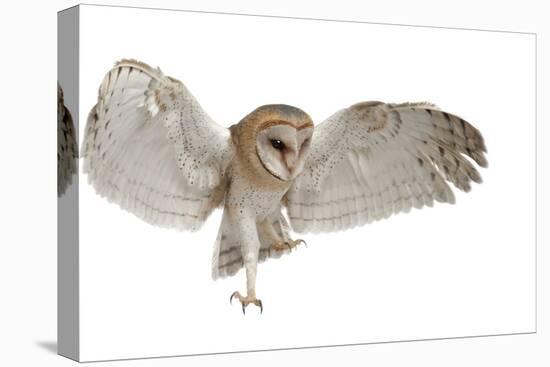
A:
<box><xmin>230</xmin><ymin>216</ymin><xmax>263</xmax><ymax>314</ymax></box>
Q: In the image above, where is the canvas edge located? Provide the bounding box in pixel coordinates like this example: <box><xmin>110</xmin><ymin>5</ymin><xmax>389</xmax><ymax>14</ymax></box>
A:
<box><xmin>57</xmin><ymin>5</ymin><xmax>80</xmax><ymax>362</ymax></box>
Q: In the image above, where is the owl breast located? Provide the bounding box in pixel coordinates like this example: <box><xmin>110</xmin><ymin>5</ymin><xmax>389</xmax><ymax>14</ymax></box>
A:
<box><xmin>225</xmin><ymin>163</ymin><xmax>289</xmax><ymax>221</ymax></box>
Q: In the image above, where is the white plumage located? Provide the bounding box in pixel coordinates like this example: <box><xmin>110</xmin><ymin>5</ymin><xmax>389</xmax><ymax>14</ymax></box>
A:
<box><xmin>286</xmin><ymin>101</ymin><xmax>487</xmax><ymax>233</ymax></box>
<box><xmin>82</xmin><ymin>60</ymin><xmax>487</xmax><ymax>313</ymax></box>
<box><xmin>82</xmin><ymin>60</ymin><xmax>233</xmax><ymax>231</ymax></box>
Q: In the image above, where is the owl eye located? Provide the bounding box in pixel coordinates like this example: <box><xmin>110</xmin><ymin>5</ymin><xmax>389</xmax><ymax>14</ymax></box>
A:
<box><xmin>270</xmin><ymin>139</ymin><xmax>285</xmax><ymax>150</ymax></box>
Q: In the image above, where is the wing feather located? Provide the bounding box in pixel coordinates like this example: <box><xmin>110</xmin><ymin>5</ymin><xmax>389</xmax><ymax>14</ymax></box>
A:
<box><xmin>57</xmin><ymin>83</ymin><xmax>77</xmax><ymax>197</ymax></box>
<box><xmin>285</xmin><ymin>101</ymin><xmax>487</xmax><ymax>233</ymax></box>
<box><xmin>82</xmin><ymin>59</ymin><xmax>233</xmax><ymax>231</ymax></box>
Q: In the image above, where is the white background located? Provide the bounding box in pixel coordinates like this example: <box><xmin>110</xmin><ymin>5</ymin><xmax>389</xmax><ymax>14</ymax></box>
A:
<box><xmin>77</xmin><ymin>5</ymin><xmax>536</xmax><ymax>362</ymax></box>
<box><xmin>0</xmin><ymin>0</ymin><xmax>548</xmax><ymax>366</ymax></box>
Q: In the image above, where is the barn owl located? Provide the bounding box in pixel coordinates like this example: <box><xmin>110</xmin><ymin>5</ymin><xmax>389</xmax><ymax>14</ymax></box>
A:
<box><xmin>82</xmin><ymin>59</ymin><xmax>487</xmax><ymax>314</ymax></box>
<box><xmin>58</xmin><ymin>83</ymin><xmax>77</xmax><ymax>197</ymax></box>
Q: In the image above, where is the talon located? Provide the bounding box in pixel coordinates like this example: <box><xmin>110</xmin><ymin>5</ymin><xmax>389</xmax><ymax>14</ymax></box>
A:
<box><xmin>229</xmin><ymin>291</ymin><xmax>263</xmax><ymax>314</ymax></box>
<box><xmin>230</xmin><ymin>291</ymin><xmax>238</xmax><ymax>304</ymax></box>
<box><xmin>286</xmin><ymin>242</ymin><xmax>293</xmax><ymax>251</ymax></box>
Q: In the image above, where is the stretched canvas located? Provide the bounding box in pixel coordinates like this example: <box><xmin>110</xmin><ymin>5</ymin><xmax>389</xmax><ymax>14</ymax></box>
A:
<box><xmin>58</xmin><ymin>4</ymin><xmax>536</xmax><ymax>362</ymax></box>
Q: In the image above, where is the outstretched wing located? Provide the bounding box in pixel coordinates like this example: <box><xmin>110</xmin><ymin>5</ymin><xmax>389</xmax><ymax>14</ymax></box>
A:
<box><xmin>285</xmin><ymin>101</ymin><xmax>487</xmax><ymax>233</ymax></box>
<box><xmin>82</xmin><ymin>59</ymin><xmax>233</xmax><ymax>231</ymax></box>
<box><xmin>58</xmin><ymin>83</ymin><xmax>77</xmax><ymax>197</ymax></box>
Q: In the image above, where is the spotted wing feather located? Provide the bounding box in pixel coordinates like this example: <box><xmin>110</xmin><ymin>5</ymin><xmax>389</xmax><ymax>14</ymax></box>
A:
<box><xmin>81</xmin><ymin>59</ymin><xmax>233</xmax><ymax>231</ymax></box>
<box><xmin>285</xmin><ymin>101</ymin><xmax>487</xmax><ymax>233</ymax></box>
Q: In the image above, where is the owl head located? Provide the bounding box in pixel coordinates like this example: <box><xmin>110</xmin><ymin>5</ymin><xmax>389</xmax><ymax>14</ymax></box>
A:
<box><xmin>231</xmin><ymin>104</ymin><xmax>314</xmax><ymax>185</ymax></box>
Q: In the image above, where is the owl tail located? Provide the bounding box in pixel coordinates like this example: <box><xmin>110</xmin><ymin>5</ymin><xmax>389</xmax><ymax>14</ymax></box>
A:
<box><xmin>211</xmin><ymin>210</ymin><xmax>243</xmax><ymax>280</ymax></box>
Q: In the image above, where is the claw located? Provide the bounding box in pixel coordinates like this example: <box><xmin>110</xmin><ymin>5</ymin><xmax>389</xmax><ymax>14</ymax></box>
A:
<box><xmin>298</xmin><ymin>239</ymin><xmax>307</xmax><ymax>247</ymax></box>
<box><xmin>230</xmin><ymin>291</ymin><xmax>237</xmax><ymax>304</ymax></box>
<box><xmin>229</xmin><ymin>291</ymin><xmax>263</xmax><ymax>315</ymax></box>
<box><xmin>286</xmin><ymin>242</ymin><xmax>293</xmax><ymax>251</ymax></box>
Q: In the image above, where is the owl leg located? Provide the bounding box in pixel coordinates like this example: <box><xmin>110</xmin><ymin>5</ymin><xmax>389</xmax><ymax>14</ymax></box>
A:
<box><xmin>229</xmin><ymin>219</ymin><xmax>263</xmax><ymax>314</ymax></box>
<box><xmin>230</xmin><ymin>253</ymin><xmax>263</xmax><ymax>314</ymax></box>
